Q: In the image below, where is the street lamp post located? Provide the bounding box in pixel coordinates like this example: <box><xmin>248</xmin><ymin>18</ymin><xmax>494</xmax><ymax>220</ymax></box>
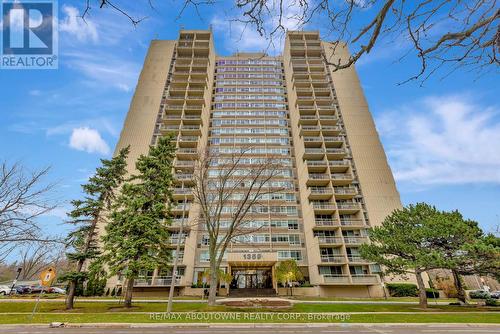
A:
<box><xmin>167</xmin><ymin>181</ymin><xmax>187</xmax><ymax>314</ymax></box>
<box><xmin>9</xmin><ymin>268</ymin><xmax>22</xmax><ymax>296</ymax></box>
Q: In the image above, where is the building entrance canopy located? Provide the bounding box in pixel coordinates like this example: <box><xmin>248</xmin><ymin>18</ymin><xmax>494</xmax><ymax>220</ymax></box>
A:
<box><xmin>227</xmin><ymin>251</ymin><xmax>278</xmax><ymax>267</ymax></box>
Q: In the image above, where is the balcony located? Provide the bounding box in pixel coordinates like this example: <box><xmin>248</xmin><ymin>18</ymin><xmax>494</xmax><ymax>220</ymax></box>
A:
<box><xmin>343</xmin><ymin>236</ymin><xmax>369</xmax><ymax>245</ymax></box>
<box><xmin>320</xmin><ymin>255</ymin><xmax>345</xmax><ymax>263</ymax></box>
<box><xmin>298</xmin><ymin>115</ymin><xmax>318</xmax><ymax>125</ymax></box>
<box><xmin>172</xmin><ymin>188</ymin><xmax>193</xmax><ymax>200</ymax></box>
<box><xmin>347</xmin><ymin>255</ymin><xmax>368</xmax><ymax>263</ymax></box>
<box><xmin>178</xmin><ymin>136</ymin><xmax>199</xmax><ymax>147</ymax></box>
<box><xmin>176</xmin><ymin>149</ymin><xmax>197</xmax><ymax>160</ymax></box>
<box><xmin>331</xmin><ymin>173</ymin><xmax>354</xmax><ymax>186</ymax></box>
<box><xmin>312</xmin><ymin>202</ymin><xmax>336</xmax><ymax>213</ymax></box>
<box><xmin>303</xmin><ymin>148</ymin><xmax>325</xmax><ymax>160</ymax></box>
<box><xmin>171</xmin><ymin>203</ymin><xmax>191</xmax><ymax>212</ymax></box>
<box><xmin>303</xmin><ymin>137</ymin><xmax>323</xmax><ymax>147</ymax></box>
<box><xmin>314</xmin><ymin>219</ymin><xmax>340</xmax><ymax>228</ymax></box>
<box><xmin>134</xmin><ymin>276</ymin><xmax>182</xmax><ymax>287</ymax></box>
<box><xmin>340</xmin><ymin>219</ymin><xmax>366</xmax><ymax>227</ymax></box>
<box><xmin>322</xmin><ymin>274</ymin><xmax>350</xmax><ymax>284</ymax></box>
<box><xmin>305</xmin><ymin>160</ymin><xmax>328</xmax><ymax>172</ymax></box>
<box><xmin>325</xmin><ymin>148</ymin><xmax>347</xmax><ymax>159</ymax></box>
<box><xmin>329</xmin><ymin>160</ymin><xmax>350</xmax><ymax>172</ymax></box>
<box><xmin>175</xmin><ymin>173</ymin><xmax>194</xmax><ymax>183</ymax></box>
<box><xmin>317</xmin><ymin>236</ymin><xmax>343</xmax><ymax>245</ymax></box>
<box><xmin>299</xmin><ymin>126</ymin><xmax>320</xmax><ymax>135</ymax></box>
<box><xmin>333</xmin><ymin>186</ymin><xmax>357</xmax><ymax>199</ymax></box>
<box><xmin>159</xmin><ymin>124</ymin><xmax>179</xmax><ymax>133</ymax></box>
<box><xmin>307</xmin><ymin>173</ymin><xmax>330</xmax><ymax>186</ymax></box>
<box><xmin>337</xmin><ymin>202</ymin><xmax>362</xmax><ymax>213</ymax></box>
<box><xmin>323</xmin><ymin>136</ymin><xmax>344</xmax><ymax>147</ymax></box>
<box><xmin>174</xmin><ymin>160</ymin><xmax>195</xmax><ymax>169</ymax></box>
<box><xmin>320</xmin><ymin>126</ymin><xmax>341</xmax><ymax>135</ymax></box>
<box><xmin>180</xmin><ymin>125</ymin><xmax>202</xmax><ymax>135</ymax></box>
<box><xmin>351</xmin><ymin>274</ymin><xmax>379</xmax><ymax>285</ymax></box>
<box><xmin>308</xmin><ymin>187</ymin><xmax>333</xmax><ymax>200</ymax></box>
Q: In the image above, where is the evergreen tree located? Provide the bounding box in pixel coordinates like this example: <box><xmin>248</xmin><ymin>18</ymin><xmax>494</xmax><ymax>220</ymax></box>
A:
<box><xmin>61</xmin><ymin>147</ymin><xmax>129</xmax><ymax>310</ymax></box>
<box><xmin>360</xmin><ymin>203</ymin><xmax>447</xmax><ymax>308</ymax></box>
<box><xmin>426</xmin><ymin>210</ymin><xmax>500</xmax><ymax>303</ymax></box>
<box><xmin>102</xmin><ymin>136</ymin><xmax>176</xmax><ymax>308</ymax></box>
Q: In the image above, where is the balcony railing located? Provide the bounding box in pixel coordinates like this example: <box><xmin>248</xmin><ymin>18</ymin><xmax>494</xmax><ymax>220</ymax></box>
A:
<box><xmin>347</xmin><ymin>255</ymin><xmax>367</xmax><ymax>263</ymax></box>
<box><xmin>308</xmin><ymin>174</ymin><xmax>330</xmax><ymax>180</ymax></box>
<box><xmin>320</xmin><ymin>255</ymin><xmax>345</xmax><ymax>263</ymax></box>
<box><xmin>309</xmin><ymin>187</ymin><xmax>333</xmax><ymax>195</ymax></box>
<box><xmin>134</xmin><ymin>276</ymin><xmax>182</xmax><ymax>286</ymax></box>
<box><xmin>343</xmin><ymin>236</ymin><xmax>369</xmax><ymax>244</ymax></box>
<box><xmin>315</xmin><ymin>219</ymin><xmax>339</xmax><ymax>227</ymax></box>
<box><xmin>312</xmin><ymin>203</ymin><xmax>336</xmax><ymax>211</ymax></box>
<box><xmin>317</xmin><ymin>236</ymin><xmax>343</xmax><ymax>244</ymax></box>
<box><xmin>334</xmin><ymin>187</ymin><xmax>357</xmax><ymax>195</ymax></box>
<box><xmin>337</xmin><ymin>202</ymin><xmax>361</xmax><ymax>210</ymax></box>
<box><xmin>340</xmin><ymin>219</ymin><xmax>365</xmax><ymax>227</ymax></box>
<box><xmin>322</xmin><ymin>274</ymin><xmax>350</xmax><ymax>284</ymax></box>
<box><xmin>351</xmin><ymin>274</ymin><xmax>379</xmax><ymax>284</ymax></box>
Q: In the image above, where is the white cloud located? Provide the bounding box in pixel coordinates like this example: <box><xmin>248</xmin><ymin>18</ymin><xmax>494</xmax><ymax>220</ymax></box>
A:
<box><xmin>211</xmin><ymin>0</ymin><xmax>306</xmax><ymax>53</ymax></box>
<box><xmin>377</xmin><ymin>95</ymin><xmax>500</xmax><ymax>186</ymax></box>
<box><xmin>69</xmin><ymin>127</ymin><xmax>110</xmax><ymax>155</ymax></box>
<box><xmin>59</xmin><ymin>5</ymin><xmax>99</xmax><ymax>43</ymax></box>
<box><xmin>29</xmin><ymin>89</ymin><xmax>41</xmax><ymax>96</ymax></box>
<box><xmin>63</xmin><ymin>51</ymin><xmax>140</xmax><ymax>92</ymax></box>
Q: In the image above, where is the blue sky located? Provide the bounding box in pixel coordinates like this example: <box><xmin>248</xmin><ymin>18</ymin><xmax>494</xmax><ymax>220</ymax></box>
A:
<box><xmin>0</xmin><ymin>1</ymin><xmax>499</xmax><ymax>244</ymax></box>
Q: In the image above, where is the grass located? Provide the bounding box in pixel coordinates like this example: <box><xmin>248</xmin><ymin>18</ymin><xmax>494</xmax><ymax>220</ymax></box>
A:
<box><xmin>0</xmin><ymin>301</ymin><xmax>498</xmax><ymax>314</ymax></box>
<box><xmin>0</xmin><ymin>313</ymin><xmax>498</xmax><ymax>324</ymax></box>
<box><xmin>0</xmin><ymin>301</ymin><xmax>497</xmax><ymax>324</ymax></box>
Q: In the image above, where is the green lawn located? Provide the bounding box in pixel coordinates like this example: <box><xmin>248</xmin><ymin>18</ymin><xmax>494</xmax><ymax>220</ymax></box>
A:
<box><xmin>0</xmin><ymin>301</ymin><xmax>497</xmax><ymax>314</ymax></box>
<box><xmin>0</xmin><ymin>301</ymin><xmax>498</xmax><ymax>324</ymax></box>
<box><xmin>0</xmin><ymin>312</ymin><xmax>498</xmax><ymax>324</ymax></box>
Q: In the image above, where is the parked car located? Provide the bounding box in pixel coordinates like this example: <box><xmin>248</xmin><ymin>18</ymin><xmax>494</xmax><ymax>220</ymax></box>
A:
<box><xmin>48</xmin><ymin>287</ymin><xmax>66</xmax><ymax>294</ymax></box>
<box><xmin>490</xmin><ymin>291</ymin><xmax>500</xmax><ymax>299</ymax></box>
<box><xmin>12</xmin><ymin>285</ymin><xmax>30</xmax><ymax>294</ymax></box>
<box><xmin>469</xmin><ymin>289</ymin><xmax>491</xmax><ymax>299</ymax></box>
<box><xmin>0</xmin><ymin>285</ymin><xmax>15</xmax><ymax>295</ymax></box>
<box><xmin>29</xmin><ymin>285</ymin><xmax>49</xmax><ymax>294</ymax></box>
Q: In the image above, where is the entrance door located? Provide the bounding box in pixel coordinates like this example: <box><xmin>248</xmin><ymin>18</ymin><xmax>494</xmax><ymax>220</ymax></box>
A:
<box><xmin>231</xmin><ymin>268</ymin><xmax>272</xmax><ymax>289</ymax></box>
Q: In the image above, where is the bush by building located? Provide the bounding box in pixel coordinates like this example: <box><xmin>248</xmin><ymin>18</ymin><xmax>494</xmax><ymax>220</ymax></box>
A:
<box><xmin>386</xmin><ymin>283</ymin><xmax>418</xmax><ymax>297</ymax></box>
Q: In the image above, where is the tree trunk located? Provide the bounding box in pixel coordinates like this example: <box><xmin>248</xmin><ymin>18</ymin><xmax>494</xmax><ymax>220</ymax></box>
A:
<box><xmin>415</xmin><ymin>270</ymin><xmax>428</xmax><ymax>309</ymax></box>
<box><xmin>65</xmin><ymin>280</ymin><xmax>76</xmax><ymax>310</ymax></box>
<box><xmin>124</xmin><ymin>278</ymin><xmax>134</xmax><ymax>308</ymax></box>
<box><xmin>452</xmin><ymin>269</ymin><xmax>467</xmax><ymax>304</ymax></box>
<box><xmin>208</xmin><ymin>262</ymin><xmax>218</xmax><ymax>306</ymax></box>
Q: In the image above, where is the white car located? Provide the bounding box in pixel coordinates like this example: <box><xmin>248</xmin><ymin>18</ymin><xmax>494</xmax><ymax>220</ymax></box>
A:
<box><xmin>0</xmin><ymin>285</ymin><xmax>14</xmax><ymax>295</ymax></box>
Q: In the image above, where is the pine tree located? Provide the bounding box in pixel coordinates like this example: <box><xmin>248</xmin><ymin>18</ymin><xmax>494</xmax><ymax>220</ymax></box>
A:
<box><xmin>61</xmin><ymin>147</ymin><xmax>129</xmax><ymax>310</ymax></box>
<box><xmin>359</xmin><ymin>203</ymin><xmax>447</xmax><ymax>309</ymax></box>
<box><xmin>102</xmin><ymin>136</ymin><xmax>176</xmax><ymax>308</ymax></box>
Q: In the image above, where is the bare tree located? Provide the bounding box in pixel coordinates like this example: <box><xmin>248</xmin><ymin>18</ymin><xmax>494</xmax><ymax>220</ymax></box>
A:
<box><xmin>0</xmin><ymin>161</ymin><xmax>58</xmax><ymax>261</ymax></box>
<box><xmin>79</xmin><ymin>0</ymin><xmax>499</xmax><ymax>83</ymax></box>
<box><xmin>17</xmin><ymin>243</ymin><xmax>50</xmax><ymax>280</ymax></box>
<box><xmin>192</xmin><ymin>149</ymin><xmax>285</xmax><ymax>306</ymax></box>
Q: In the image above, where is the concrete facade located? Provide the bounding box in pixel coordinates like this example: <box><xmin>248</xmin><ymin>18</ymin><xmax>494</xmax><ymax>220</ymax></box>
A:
<box><xmin>107</xmin><ymin>30</ymin><xmax>404</xmax><ymax>298</ymax></box>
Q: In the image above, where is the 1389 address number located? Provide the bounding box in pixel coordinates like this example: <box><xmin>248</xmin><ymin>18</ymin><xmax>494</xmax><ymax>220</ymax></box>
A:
<box><xmin>243</xmin><ymin>253</ymin><xmax>263</xmax><ymax>260</ymax></box>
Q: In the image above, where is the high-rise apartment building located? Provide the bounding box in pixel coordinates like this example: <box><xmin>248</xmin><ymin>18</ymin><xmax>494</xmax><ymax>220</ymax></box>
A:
<box><xmin>107</xmin><ymin>30</ymin><xmax>402</xmax><ymax>298</ymax></box>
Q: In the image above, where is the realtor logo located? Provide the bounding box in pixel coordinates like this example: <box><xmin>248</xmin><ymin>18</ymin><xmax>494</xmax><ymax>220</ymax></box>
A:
<box><xmin>1</xmin><ymin>0</ymin><xmax>58</xmax><ymax>69</ymax></box>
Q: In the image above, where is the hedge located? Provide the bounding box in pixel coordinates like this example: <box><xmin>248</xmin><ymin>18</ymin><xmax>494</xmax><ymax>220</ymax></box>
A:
<box><xmin>386</xmin><ymin>283</ymin><xmax>418</xmax><ymax>297</ymax></box>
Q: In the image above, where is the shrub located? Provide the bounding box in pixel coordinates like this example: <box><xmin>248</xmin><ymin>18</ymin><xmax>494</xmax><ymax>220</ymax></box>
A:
<box><xmin>485</xmin><ymin>298</ymin><xmax>499</xmax><ymax>306</ymax></box>
<box><xmin>426</xmin><ymin>288</ymin><xmax>440</xmax><ymax>299</ymax></box>
<box><xmin>386</xmin><ymin>283</ymin><xmax>418</xmax><ymax>297</ymax></box>
<box><xmin>469</xmin><ymin>290</ymin><xmax>490</xmax><ymax>299</ymax></box>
